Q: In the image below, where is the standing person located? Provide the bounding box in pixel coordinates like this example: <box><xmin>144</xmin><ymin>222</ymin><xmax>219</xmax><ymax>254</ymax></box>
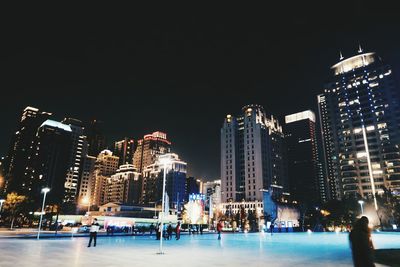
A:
<box><xmin>156</xmin><ymin>223</ymin><xmax>160</xmax><ymax>240</ymax></box>
<box><xmin>270</xmin><ymin>222</ymin><xmax>274</xmax><ymax>235</ymax></box>
<box><xmin>217</xmin><ymin>220</ymin><xmax>223</xmax><ymax>240</ymax></box>
<box><xmin>175</xmin><ymin>222</ymin><xmax>181</xmax><ymax>240</ymax></box>
<box><xmin>87</xmin><ymin>218</ymin><xmax>100</xmax><ymax>247</ymax></box>
<box><xmin>167</xmin><ymin>223</ymin><xmax>173</xmax><ymax>240</ymax></box>
<box><xmin>200</xmin><ymin>224</ymin><xmax>203</xmax><ymax>235</ymax></box>
<box><xmin>349</xmin><ymin>216</ymin><xmax>375</xmax><ymax>267</ymax></box>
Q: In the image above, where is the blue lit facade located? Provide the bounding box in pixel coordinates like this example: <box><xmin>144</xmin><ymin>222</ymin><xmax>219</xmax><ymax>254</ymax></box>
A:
<box><xmin>318</xmin><ymin>50</ymin><xmax>400</xmax><ymax>200</ymax></box>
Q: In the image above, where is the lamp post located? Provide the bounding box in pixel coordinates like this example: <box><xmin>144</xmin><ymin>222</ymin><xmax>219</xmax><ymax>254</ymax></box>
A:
<box><xmin>158</xmin><ymin>156</ymin><xmax>172</xmax><ymax>255</ymax></box>
<box><xmin>358</xmin><ymin>200</ymin><xmax>364</xmax><ymax>215</ymax></box>
<box><xmin>37</xmin><ymin>187</ymin><xmax>50</xmax><ymax>240</ymax></box>
<box><xmin>0</xmin><ymin>199</ymin><xmax>5</xmax><ymax>213</ymax></box>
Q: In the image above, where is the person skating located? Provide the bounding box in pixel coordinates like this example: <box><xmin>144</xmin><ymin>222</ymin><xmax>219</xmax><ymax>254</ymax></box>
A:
<box><xmin>349</xmin><ymin>216</ymin><xmax>375</xmax><ymax>267</ymax></box>
<box><xmin>87</xmin><ymin>218</ymin><xmax>100</xmax><ymax>247</ymax></box>
<box><xmin>167</xmin><ymin>223</ymin><xmax>173</xmax><ymax>240</ymax></box>
<box><xmin>217</xmin><ymin>220</ymin><xmax>223</xmax><ymax>240</ymax></box>
<box><xmin>270</xmin><ymin>222</ymin><xmax>274</xmax><ymax>235</ymax></box>
<box><xmin>175</xmin><ymin>221</ymin><xmax>181</xmax><ymax>240</ymax></box>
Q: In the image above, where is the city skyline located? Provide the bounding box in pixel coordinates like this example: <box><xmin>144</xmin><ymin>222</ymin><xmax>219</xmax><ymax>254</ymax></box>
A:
<box><xmin>1</xmin><ymin>5</ymin><xmax>400</xmax><ymax>180</ymax></box>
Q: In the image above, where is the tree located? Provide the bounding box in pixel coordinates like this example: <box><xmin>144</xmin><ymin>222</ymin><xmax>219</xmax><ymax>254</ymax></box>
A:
<box><xmin>3</xmin><ymin>192</ymin><xmax>27</xmax><ymax>229</ymax></box>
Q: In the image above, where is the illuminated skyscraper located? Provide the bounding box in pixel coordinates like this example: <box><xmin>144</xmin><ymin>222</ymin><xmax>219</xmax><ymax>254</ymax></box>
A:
<box><xmin>285</xmin><ymin>110</ymin><xmax>326</xmax><ymax>205</ymax></box>
<box><xmin>142</xmin><ymin>153</ymin><xmax>186</xmax><ymax>209</ymax></box>
<box><xmin>133</xmin><ymin>131</ymin><xmax>171</xmax><ymax>172</ymax></box>
<box><xmin>105</xmin><ymin>164</ymin><xmax>142</xmax><ymax>205</ymax></box>
<box><xmin>5</xmin><ymin>107</ymin><xmax>52</xmax><ymax>195</ymax></box>
<box><xmin>85</xmin><ymin>119</ymin><xmax>107</xmax><ymax>157</ymax></box>
<box><xmin>114</xmin><ymin>138</ymin><xmax>136</xmax><ymax>166</ymax></box>
<box><xmin>91</xmin><ymin>149</ymin><xmax>119</xmax><ymax>206</ymax></box>
<box><xmin>221</xmin><ymin>104</ymin><xmax>288</xmax><ymax>203</ymax></box>
<box><xmin>318</xmin><ymin>48</ymin><xmax>400</xmax><ymax>202</ymax></box>
<box><xmin>62</xmin><ymin>118</ymin><xmax>88</xmax><ymax>204</ymax></box>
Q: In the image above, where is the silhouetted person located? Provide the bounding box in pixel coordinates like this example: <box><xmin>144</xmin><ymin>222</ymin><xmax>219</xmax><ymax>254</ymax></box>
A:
<box><xmin>156</xmin><ymin>223</ymin><xmax>161</xmax><ymax>240</ymax></box>
<box><xmin>349</xmin><ymin>216</ymin><xmax>375</xmax><ymax>267</ymax></box>
<box><xmin>87</xmin><ymin>218</ymin><xmax>100</xmax><ymax>247</ymax></box>
<box><xmin>200</xmin><ymin>224</ymin><xmax>203</xmax><ymax>235</ymax></box>
<box><xmin>167</xmin><ymin>223</ymin><xmax>173</xmax><ymax>240</ymax></box>
<box><xmin>175</xmin><ymin>222</ymin><xmax>181</xmax><ymax>240</ymax></box>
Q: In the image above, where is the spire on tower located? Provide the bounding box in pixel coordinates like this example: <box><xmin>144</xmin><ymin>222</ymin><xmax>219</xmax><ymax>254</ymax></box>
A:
<box><xmin>339</xmin><ymin>51</ymin><xmax>344</xmax><ymax>60</ymax></box>
<box><xmin>358</xmin><ymin>43</ymin><xmax>363</xmax><ymax>53</ymax></box>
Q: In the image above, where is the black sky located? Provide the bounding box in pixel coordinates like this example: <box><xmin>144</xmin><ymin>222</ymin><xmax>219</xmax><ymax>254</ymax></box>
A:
<box><xmin>1</xmin><ymin>3</ymin><xmax>400</xmax><ymax>180</ymax></box>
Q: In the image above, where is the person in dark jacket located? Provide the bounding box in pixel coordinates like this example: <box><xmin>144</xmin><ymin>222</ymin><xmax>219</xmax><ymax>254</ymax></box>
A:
<box><xmin>167</xmin><ymin>223</ymin><xmax>173</xmax><ymax>240</ymax></box>
<box><xmin>349</xmin><ymin>216</ymin><xmax>375</xmax><ymax>267</ymax></box>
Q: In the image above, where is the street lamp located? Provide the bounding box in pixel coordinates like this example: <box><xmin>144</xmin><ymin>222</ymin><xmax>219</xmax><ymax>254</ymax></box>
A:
<box><xmin>37</xmin><ymin>187</ymin><xmax>50</xmax><ymax>240</ymax></box>
<box><xmin>82</xmin><ymin>197</ymin><xmax>90</xmax><ymax>213</ymax></box>
<box><xmin>358</xmin><ymin>200</ymin><xmax>365</xmax><ymax>215</ymax></box>
<box><xmin>158</xmin><ymin>156</ymin><xmax>172</xmax><ymax>255</ymax></box>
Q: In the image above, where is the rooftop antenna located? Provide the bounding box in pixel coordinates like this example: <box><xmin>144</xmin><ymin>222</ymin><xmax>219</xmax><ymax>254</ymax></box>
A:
<box><xmin>339</xmin><ymin>51</ymin><xmax>344</xmax><ymax>60</ymax></box>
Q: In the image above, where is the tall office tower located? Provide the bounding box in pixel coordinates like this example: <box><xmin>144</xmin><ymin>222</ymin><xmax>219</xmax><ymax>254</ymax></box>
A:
<box><xmin>114</xmin><ymin>138</ymin><xmax>136</xmax><ymax>166</ymax></box>
<box><xmin>91</xmin><ymin>149</ymin><xmax>119</xmax><ymax>206</ymax></box>
<box><xmin>61</xmin><ymin>118</ymin><xmax>88</xmax><ymax>203</ymax></box>
<box><xmin>221</xmin><ymin>104</ymin><xmax>287</xmax><ymax>203</ymax></box>
<box><xmin>0</xmin><ymin>157</ymin><xmax>6</xmax><ymax>195</ymax></box>
<box><xmin>133</xmin><ymin>131</ymin><xmax>171</xmax><ymax>172</ymax></box>
<box><xmin>185</xmin><ymin>176</ymin><xmax>202</xmax><ymax>201</ymax></box>
<box><xmin>5</xmin><ymin>107</ymin><xmax>52</xmax><ymax>194</ymax></box>
<box><xmin>142</xmin><ymin>153</ymin><xmax>187</xmax><ymax>209</ymax></box>
<box><xmin>105</xmin><ymin>164</ymin><xmax>142</xmax><ymax>205</ymax></box>
<box><xmin>85</xmin><ymin>119</ymin><xmax>107</xmax><ymax>157</ymax></box>
<box><xmin>32</xmin><ymin>120</ymin><xmax>72</xmax><ymax>205</ymax></box>
<box><xmin>318</xmin><ymin>49</ymin><xmax>400</xmax><ymax>203</ymax></box>
<box><xmin>203</xmin><ymin>179</ymin><xmax>222</xmax><ymax>207</ymax></box>
<box><xmin>78</xmin><ymin>155</ymin><xmax>96</xmax><ymax>204</ymax></box>
<box><xmin>285</xmin><ymin>110</ymin><xmax>326</xmax><ymax>206</ymax></box>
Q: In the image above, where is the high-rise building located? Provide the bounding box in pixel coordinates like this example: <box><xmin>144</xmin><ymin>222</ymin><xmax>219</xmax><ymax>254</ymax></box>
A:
<box><xmin>85</xmin><ymin>119</ymin><xmax>107</xmax><ymax>157</ymax></box>
<box><xmin>32</xmin><ymin>120</ymin><xmax>72</xmax><ymax>205</ymax></box>
<box><xmin>62</xmin><ymin>118</ymin><xmax>88</xmax><ymax>204</ymax></box>
<box><xmin>91</xmin><ymin>149</ymin><xmax>119</xmax><ymax>207</ymax></box>
<box><xmin>105</xmin><ymin>164</ymin><xmax>142</xmax><ymax>205</ymax></box>
<box><xmin>114</xmin><ymin>138</ymin><xmax>136</xmax><ymax>166</ymax></box>
<box><xmin>5</xmin><ymin>106</ymin><xmax>52</xmax><ymax>195</ymax></box>
<box><xmin>78</xmin><ymin>155</ymin><xmax>96</xmax><ymax>205</ymax></box>
<box><xmin>221</xmin><ymin>104</ymin><xmax>288</xmax><ymax>203</ymax></box>
<box><xmin>285</xmin><ymin>110</ymin><xmax>326</xmax><ymax>206</ymax></box>
<box><xmin>142</xmin><ymin>153</ymin><xmax>187</xmax><ymax>209</ymax></box>
<box><xmin>318</xmin><ymin>48</ymin><xmax>400</xmax><ymax>203</ymax></box>
<box><xmin>133</xmin><ymin>131</ymin><xmax>171</xmax><ymax>172</ymax></box>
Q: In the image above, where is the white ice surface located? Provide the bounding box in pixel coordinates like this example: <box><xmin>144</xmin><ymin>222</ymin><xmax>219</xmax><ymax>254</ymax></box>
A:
<box><xmin>0</xmin><ymin>232</ymin><xmax>399</xmax><ymax>267</ymax></box>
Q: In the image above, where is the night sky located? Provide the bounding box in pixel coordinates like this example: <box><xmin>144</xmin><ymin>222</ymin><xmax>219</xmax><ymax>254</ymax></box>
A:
<box><xmin>1</xmin><ymin>3</ymin><xmax>399</xmax><ymax>180</ymax></box>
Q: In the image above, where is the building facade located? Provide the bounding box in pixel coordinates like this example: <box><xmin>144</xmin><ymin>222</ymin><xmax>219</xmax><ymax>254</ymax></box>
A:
<box><xmin>285</xmin><ymin>110</ymin><xmax>326</xmax><ymax>205</ymax></box>
<box><xmin>105</xmin><ymin>164</ymin><xmax>142</xmax><ymax>205</ymax></box>
<box><xmin>114</xmin><ymin>138</ymin><xmax>136</xmax><ymax>166</ymax></box>
<box><xmin>185</xmin><ymin>176</ymin><xmax>202</xmax><ymax>201</ymax></box>
<box><xmin>85</xmin><ymin>119</ymin><xmax>107</xmax><ymax>157</ymax></box>
<box><xmin>91</xmin><ymin>150</ymin><xmax>119</xmax><ymax>207</ymax></box>
<box><xmin>77</xmin><ymin>155</ymin><xmax>96</xmax><ymax>206</ymax></box>
<box><xmin>221</xmin><ymin>104</ymin><xmax>288</xmax><ymax>203</ymax></box>
<box><xmin>133</xmin><ymin>131</ymin><xmax>171</xmax><ymax>173</ymax></box>
<box><xmin>62</xmin><ymin>118</ymin><xmax>88</xmax><ymax>204</ymax></box>
<box><xmin>32</xmin><ymin>120</ymin><xmax>72</xmax><ymax>206</ymax></box>
<box><xmin>318</xmin><ymin>49</ymin><xmax>400</xmax><ymax>202</ymax></box>
<box><xmin>142</xmin><ymin>153</ymin><xmax>187</xmax><ymax>209</ymax></box>
<box><xmin>4</xmin><ymin>106</ymin><xmax>52</xmax><ymax>195</ymax></box>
